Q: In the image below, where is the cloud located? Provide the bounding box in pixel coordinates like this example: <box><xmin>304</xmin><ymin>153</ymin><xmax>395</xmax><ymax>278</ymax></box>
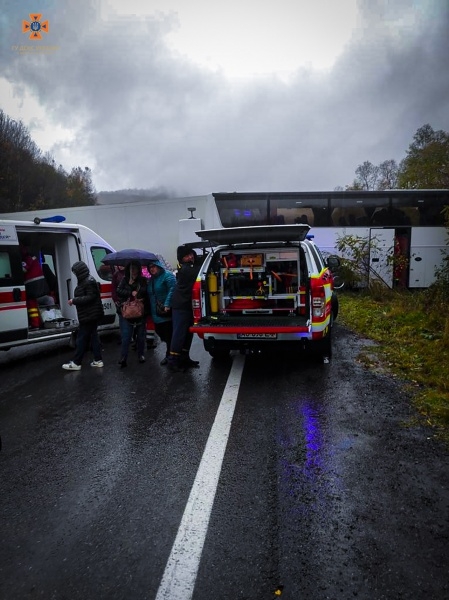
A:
<box><xmin>1</xmin><ymin>0</ymin><xmax>448</xmax><ymax>194</ymax></box>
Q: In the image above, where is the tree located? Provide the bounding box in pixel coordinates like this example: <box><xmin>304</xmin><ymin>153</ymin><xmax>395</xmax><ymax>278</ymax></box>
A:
<box><xmin>345</xmin><ymin>180</ymin><xmax>364</xmax><ymax>191</ymax></box>
<box><xmin>0</xmin><ymin>111</ymin><xmax>41</xmax><ymax>211</ymax></box>
<box><xmin>354</xmin><ymin>161</ymin><xmax>380</xmax><ymax>190</ymax></box>
<box><xmin>65</xmin><ymin>167</ymin><xmax>96</xmax><ymax>207</ymax></box>
<box><xmin>377</xmin><ymin>159</ymin><xmax>399</xmax><ymax>189</ymax></box>
<box><xmin>0</xmin><ymin>109</ymin><xmax>97</xmax><ymax>212</ymax></box>
<box><xmin>398</xmin><ymin>124</ymin><xmax>449</xmax><ymax>189</ymax></box>
<box><xmin>349</xmin><ymin>159</ymin><xmax>399</xmax><ymax>191</ymax></box>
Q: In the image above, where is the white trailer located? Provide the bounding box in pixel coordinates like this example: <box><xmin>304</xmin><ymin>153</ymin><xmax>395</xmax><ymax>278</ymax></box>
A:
<box><xmin>0</xmin><ymin>195</ymin><xmax>221</xmax><ymax>269</ymax></box>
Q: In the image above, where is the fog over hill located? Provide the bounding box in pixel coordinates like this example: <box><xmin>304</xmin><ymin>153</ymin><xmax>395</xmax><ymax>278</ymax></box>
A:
<box><xmin>96</xmin><ymin>188</ymin><xmax>179</xmax><ymax>205</ymax></box>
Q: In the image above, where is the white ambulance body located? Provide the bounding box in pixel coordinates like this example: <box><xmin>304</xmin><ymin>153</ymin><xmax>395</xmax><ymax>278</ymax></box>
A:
<box><xmin>0</xmin><ymin>217</ymin><xmax>118</xmax><ymax>351</ymax></box>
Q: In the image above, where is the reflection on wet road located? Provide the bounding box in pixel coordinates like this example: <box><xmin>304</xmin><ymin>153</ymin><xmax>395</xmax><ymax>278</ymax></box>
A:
<box><xmin>1</xmin><ymin>328</ymin><xmax>448</xmax><ymax>600</ymax></box>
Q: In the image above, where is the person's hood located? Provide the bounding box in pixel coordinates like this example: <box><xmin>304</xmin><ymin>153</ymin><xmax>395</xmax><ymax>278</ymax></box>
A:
<box><xmin>72</xmin><ymin>261</ymin><xmax>90</xmax><ymax>281</ymax></box>
<box><xmin>149</xmin><ymin>259</ymin><xmax>165</xmax><ymax>272</ymax></box>
<box><xmin>176</xmin><ymin>245</ymin><xmax>197</xmax><ymax>264</ymax></box>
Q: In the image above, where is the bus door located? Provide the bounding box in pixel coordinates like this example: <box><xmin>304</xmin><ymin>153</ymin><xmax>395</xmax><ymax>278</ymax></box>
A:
<box><xmin>369</xmin><ymin>228</ymin><xmax>395</xmax><ymax>288</ymax></box>
<box><xmin>393</xmin><ymin>228</ymin><xmax>411</xmax><ymax>288</ymax></box>
<box><xmin>0</xmin><ymin>238</ymin><xmax>28</xmax><ymax>345</ymax></box>
<box><xmin>409</xmin><ymin>227</ymin><xmax>447</xmax><ymax>288</ymax></box>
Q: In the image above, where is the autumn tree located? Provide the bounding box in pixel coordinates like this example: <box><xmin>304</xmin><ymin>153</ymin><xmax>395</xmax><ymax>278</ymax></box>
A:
<box><xmin>398</xmin><ymin>124</ymin><xmax>449</xmax><ymax>189</ymax></box>
<box><xmin>0</xmin><ymin>109</ymin><xmax>97</xmax><ymax>212</ymax></box>
<box><xmin>355</xmin><ymin>161</ymin><xmax>379</xmax><ymax>190</ymax></box>
<box><xmin>65</xmin><ymin>167</ymin><xmax>96</xmax><ymax>207</ymax></box>
<box><xmin>0</xmin><ymin>111</ymin><xmax>41</xmax><ymax>211</ymax></box>
<box><xmin>348</xmin><ymin>159</ymin><xmax>399</xmax><ymax>191</ymax></box>
<box><xmin>377</xmin><ymin>159</ymin><xmax>399</xmax><ymax>189</ymax></box>
<box><xmin>28</xmin><ymin>154</ymin><xmax>69</xmax><ymax>211</ymax></box>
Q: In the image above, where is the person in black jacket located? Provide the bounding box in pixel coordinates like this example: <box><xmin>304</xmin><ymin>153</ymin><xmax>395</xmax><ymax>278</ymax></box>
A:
<box><xmin>62</xmin><ymin>261</ymin><xmax>105</xmax><ymax>371</ymax></box>
<box><xmin>111</xmin><ymin>265</ymin><xmax>125</xmax><ymax>344</ymax></box>
<box><xmin>116</xmin><ymin>261</ymin><xmax>149</xmax><ymax>367</ymax></box>
<box><xmin>167</xmin><ymin>245</ymin><xmax>201</xmax><ymax>372</ymax></box>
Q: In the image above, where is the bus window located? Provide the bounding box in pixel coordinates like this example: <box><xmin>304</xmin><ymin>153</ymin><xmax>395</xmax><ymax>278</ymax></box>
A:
<box><xmin>331</xmin><ymin>206</ymin><xmax>369</xmax><ymax>226</ymax></box>
<box><xmin>417</xmin><ymin>203</ymin><xmax>446</xmax><ymax>226</ymax></box>
<box><xmin>273</xmin><ymin>207</ymin><xmax>314</xmax><ymax>225</ymax></box>
<box><xmin>391</xmin><ymin>193</ymin><xmax>448</xmax><ymax>226</ymax></box>
<box><xmin>270</xmin><ymin>197</ymin><xmax>328</xmax><ymax>226</ymax></box>
<box><xmin>215</xmin><ymin>198</ymin><xmax>267</xmax><ymax>227</ymax></box>
<box><xmin>332</xmin><ymin>196</ymin><xmax>385</xmax><ymax>226</ymax></box>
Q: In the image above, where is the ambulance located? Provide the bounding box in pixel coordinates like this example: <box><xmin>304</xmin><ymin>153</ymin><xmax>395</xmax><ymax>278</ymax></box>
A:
<box><xmin>0</xmin><ymin>216</ymin><xmax>119</xmax><ymax>351</ymax></box>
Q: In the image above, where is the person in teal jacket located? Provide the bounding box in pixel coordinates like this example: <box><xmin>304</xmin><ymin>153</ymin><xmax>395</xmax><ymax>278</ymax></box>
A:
<box><xmin>147</xmin><ymin>260</ymin><xmax>176</xmax><ymax>365</ymax></box>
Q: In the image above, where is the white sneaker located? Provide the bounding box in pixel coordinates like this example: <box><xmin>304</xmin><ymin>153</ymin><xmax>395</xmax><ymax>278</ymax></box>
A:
<box><xmin>90</xmin><ymin>360</ymin><xmax>104</xmax><ymax>368</ymax></box>
<box><xmin>62</xmin><ymin>361</ymin><xmax>81</xmax><ymax>371</ymax></box>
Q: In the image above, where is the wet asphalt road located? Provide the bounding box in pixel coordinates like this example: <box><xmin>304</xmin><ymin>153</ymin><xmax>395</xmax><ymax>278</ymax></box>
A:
<box><xmin>1</xmin><ymin>326</ymin><xmax>448</xmax><ymax>600</ymax></box>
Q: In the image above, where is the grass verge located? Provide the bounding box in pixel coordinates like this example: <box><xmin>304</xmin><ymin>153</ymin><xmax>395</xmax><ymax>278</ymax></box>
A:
<box><xmin>337</xmin><ymin>289</ymin><xmax>449</xmax><ymax>443</ymax></box>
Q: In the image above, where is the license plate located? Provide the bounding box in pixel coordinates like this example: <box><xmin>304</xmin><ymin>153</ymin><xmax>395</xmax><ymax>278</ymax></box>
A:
<box><xmin>237</xmin><ymin>333</ymin><xmax>277</xmax><ymax>339</ymax></box>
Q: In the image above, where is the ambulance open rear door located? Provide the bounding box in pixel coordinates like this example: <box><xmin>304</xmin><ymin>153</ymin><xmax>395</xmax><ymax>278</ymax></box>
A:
<box><xmin>0</xmin><ymin>223</ymin><xmax>28</xmax><ymax>347</ymax></box>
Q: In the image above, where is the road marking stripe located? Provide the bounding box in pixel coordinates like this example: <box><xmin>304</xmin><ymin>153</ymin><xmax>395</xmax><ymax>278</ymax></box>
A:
<box><xmin>155</xmin><ymin>353</ymin><xmax>245</xmax><ymax>600</ymax></box>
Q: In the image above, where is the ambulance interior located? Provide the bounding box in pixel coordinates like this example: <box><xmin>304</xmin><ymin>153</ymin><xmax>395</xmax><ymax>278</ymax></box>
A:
<box><xmin>17</xmin><ymin>231</ymin><xmax>75</xmax><ymax>318</ymax></box>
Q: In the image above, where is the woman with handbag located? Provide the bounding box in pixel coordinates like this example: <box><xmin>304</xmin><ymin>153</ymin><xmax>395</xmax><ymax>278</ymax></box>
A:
<box><xmin>116</xmin><ymin>261</ymin><xmax>149</xmax><ymax>367</ymax></box>
<box><xmin>147</xmin><ymin>260</ymin><xmax>176</xmax><ymax>365</ymax></box>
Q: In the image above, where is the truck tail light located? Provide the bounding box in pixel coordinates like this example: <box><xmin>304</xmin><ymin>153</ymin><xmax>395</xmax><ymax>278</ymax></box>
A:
<box><xmin>311</xmin><ymin>285</ymin><xmax>325</xmax><ymax>318</ymax></box>
<box><xmin>192</xmin><ymin>280</ymin><xmax>202</xmax><ymax>323</ymax></box>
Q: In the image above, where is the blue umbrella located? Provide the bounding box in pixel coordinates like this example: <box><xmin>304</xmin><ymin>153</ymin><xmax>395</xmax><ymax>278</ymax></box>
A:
<box><xmin>101</xmin><ymin>248</ymin><xmax>158</xmax><ymax>266</ymax></box>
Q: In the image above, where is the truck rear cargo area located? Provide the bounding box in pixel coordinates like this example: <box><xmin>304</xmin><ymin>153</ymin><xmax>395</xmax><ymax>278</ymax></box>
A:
<box><xmin>196</xmin><ymin>245</ymin><xmax>311</xmax><ymax>327</ymax></box>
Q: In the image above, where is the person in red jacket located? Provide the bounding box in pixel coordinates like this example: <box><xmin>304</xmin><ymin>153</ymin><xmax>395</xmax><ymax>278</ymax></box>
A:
<box><xmin>20</xmin><ymin>245</ymin><xmax>54</xmax><ymax>328</ymax></box>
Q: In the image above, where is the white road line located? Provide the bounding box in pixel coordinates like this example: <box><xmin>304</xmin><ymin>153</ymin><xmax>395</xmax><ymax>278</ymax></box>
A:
<box><xmin>155</xmin><ymin>353</ymin><xmax>246</xmax><ymax>600</ymax></box>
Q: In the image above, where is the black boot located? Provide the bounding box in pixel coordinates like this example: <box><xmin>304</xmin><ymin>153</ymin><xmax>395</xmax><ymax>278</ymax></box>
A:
<box><xmin>183</xmin><ymin>357</ymin><xmax>200</xmax><ymax>368</ymax></box>
<box><xmin>167</xmin><ymin>355</ymin><xmax>185</xmax><ymax>373</ymax></box>
<box><xmin>180</xmin><ymin>351</ymin><xmax>200</xmax><ymax>369</ymax></box>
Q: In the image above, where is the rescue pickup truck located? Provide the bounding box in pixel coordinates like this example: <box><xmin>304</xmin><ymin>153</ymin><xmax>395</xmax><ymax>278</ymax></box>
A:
<box><xmin>189</xmin><ymin>224</ymin><xmax>341</xmax><ymax>360</ymax></box>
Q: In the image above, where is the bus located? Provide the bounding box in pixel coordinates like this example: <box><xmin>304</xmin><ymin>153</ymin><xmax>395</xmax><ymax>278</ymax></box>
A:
<box><xmin>2</xmin><ymin>190</ymin><xmax>448</xmax><ymax>288</ymax></box>
<box><xmin>211</xmin><ymin>190</ymin><xmax>449</xmax><ymax>288</ymax></box>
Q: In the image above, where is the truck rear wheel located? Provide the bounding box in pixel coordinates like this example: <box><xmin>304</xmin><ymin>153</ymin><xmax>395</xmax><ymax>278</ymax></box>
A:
<box><xmin>312</xmin><ymin>321</ymin><xmax>333</xmax><ymax>361</ymax></box>
<box><xmin>317</xmin><ymin>326</ymin><xmax>332</xmax><ymax>360</ymax></box>
<box><xmin>208</xmin><ymin>348</ymin><xmax>231</xmax><ymax>360</ymax></box>
<box><xmin>204</xmin><ymin>341</ymin><xmax>231</xmax><ymax>360</ymax></box>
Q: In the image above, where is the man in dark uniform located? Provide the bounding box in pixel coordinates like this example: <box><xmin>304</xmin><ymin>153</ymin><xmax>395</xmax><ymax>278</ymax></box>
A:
<box><xmin>167</xmin><ymin>245</ymin><xmax>201</xmax><ymax>372</ymax></box>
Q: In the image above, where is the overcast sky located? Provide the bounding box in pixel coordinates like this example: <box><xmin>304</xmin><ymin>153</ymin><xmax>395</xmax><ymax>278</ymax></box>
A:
<box><xmin>1</xmin><ymin>0</ymin><xmax>448</xmax><ymax>195</ymax></box>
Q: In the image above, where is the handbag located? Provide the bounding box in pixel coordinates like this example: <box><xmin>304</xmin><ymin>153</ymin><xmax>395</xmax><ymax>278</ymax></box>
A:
<box><xmin>156</xmin><ymin>300</ymin><xmax>171</xmax><ymax>318</ymax></box>
<box><xmin>151</xmin><ymin>280</ymin><xmax>171</xmax><ymax>318</ymax></box>
<box><xmin>121</xmin><ymin>297</ymin><xmax>144</xmax><ymax>319</ymax></box>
